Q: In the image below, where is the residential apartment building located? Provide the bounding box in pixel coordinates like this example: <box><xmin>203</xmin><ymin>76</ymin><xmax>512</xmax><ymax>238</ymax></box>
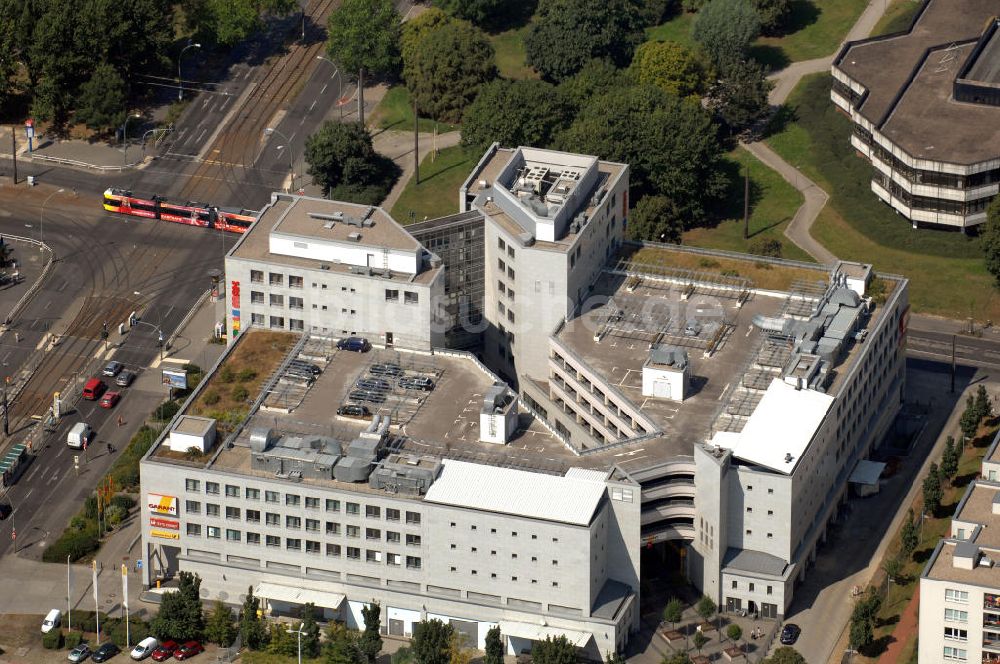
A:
<box><xmin>831</xmin><ymin>0</ymin><xmax>1000</xmax><ymax>229</ymax></box>
<box><xmin>920</xmin><ymin>432</ymin><xmax>1000</xmax><ymax>664</ymax></box>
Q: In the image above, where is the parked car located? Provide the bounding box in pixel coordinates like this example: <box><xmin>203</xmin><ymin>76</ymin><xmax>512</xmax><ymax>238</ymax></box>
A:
<box><xmin>115</xmin><ymin>370</ymin><xmax>136</xmax><ymax>387</ymax></box>
<box><xmin>348</xmin><ymin>390</ymin><xmax>384</xmax><ymax>404</ymax></box>
<box><xmin>99</xmin><ymin>391</ymin><xmax>121</xmax><ymax>409</ymax></box>
<box><xmin>399</xmin><ymin>376</ymin><xmax>434</xmax><ymax>391</ymax></box>
<box><xmin>369</xmin><ymin>363</ymin><xmax>402</xmax><ymax>376</ymax></box>
<box><xmin>337</xmin><ymin>404</ymin><xmax>371</xmax><ymax>418</ymax></box>
<box><xmin>289</xmin><ymin>360</ymin><xmax>321</xmax><ymax>375</ymax></box>
<box><xmin>336</xmin><ymin>337</ymin><xmax>370</xmax><ymax>352</ymax></box>
<box><xmin>102</xmin><ymin>361</ymin><xmax>124</xmax><ymax>377</ymax></box>
<box><xmin>92</xmin><ymin>642</ymin><xmax>121</xmax><ymax>662</ymax></box>
<box><xmin>683</xmin><ymin>319</ymin><xmax>702</xmax><ymax>337</ymax></box>
<box><xmin>68</xmin><ymin>643</ymin><xmax>92</xmax><ymax>663</ymax></box>
<box><xmin>172</xmin><ymin>641</ymin><xmax>204</xmax><ymax>660</ymax></box>
<box><xmin>82</xmin><ymin>378</ymin><xmax>106</xmax><ymax>400</ymax></box>
<box><xmin>0</xmin><ymin>502</ymin><xmax>11</xmax><ymax>520</ymax></box>
<box><xmin>42</xmin><ymin>608</ymin><xmax>61</xmax><ymax>633</ymax></box>
<box><xmin>130</xmin><ymin>637</ymin><xmax>159</xmax><ymax>660</ymax></box>
<box><xmin>150</xmin><ymin>641</ymin><xmax>178</xmax><ymax>662</ymax></box>
<box><xmin>356</xmin><ymin>378</ymin><xmax>390</xmax><ymax>391</ymax></box>
<box><xmin>779</xmin><ymin>623</ymin><xmax>801</xmax><ymax>645</ymax></box>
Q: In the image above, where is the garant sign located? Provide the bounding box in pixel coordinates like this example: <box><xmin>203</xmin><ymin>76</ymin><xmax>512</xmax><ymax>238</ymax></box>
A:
<box><xmin>147</xmin><ymin>493</ymin><xmax>178</xmax><ymax>516</ymax></box>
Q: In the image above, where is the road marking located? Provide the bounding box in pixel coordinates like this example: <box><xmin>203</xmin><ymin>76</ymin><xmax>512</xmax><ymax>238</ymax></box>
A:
<box><xmin>43</xmin><ymin>301</ymin><xmax>51</xmax><ymax>310</ymax></box>
<box><xmin>22</xmin><ymin>488</ymin><xmax>32</xmax><ymax>501</ymax></box>
<box><xmin>26</xmin><ymin>465</ymin><xmax>40</xmax><ymax>482</ymax></box>
<box><xmin>196</xmin><ymin>128</ymin><xmax>207</xmax><ymax>143</ymax></box>
<box><xmin>47</xmin><ymin>472</ymin><xmax>58</xmax><ymax>484</ymax></box>
<box><xmin>1</xmin><ymin>352</ymin><xmax>8</xmax><ymax>363</ymax></box>
<box><xmin>299</xmin><ymin>116</ymin><xmax>306</xmax><ymax>126</ymax></box>
<box><xmin>243</xmin><ymin>69</ymin><xmax>251</xmax><ymax>80</ymax></box>
<box><xmin>321</xmin><ymin>84</ymin><xmax>328</xmax><ymax>95</ymax></box>
<box><xmin>309</xmin><ymin>100</ymin><xmax>317</xmax><ymax>112</ymax></box>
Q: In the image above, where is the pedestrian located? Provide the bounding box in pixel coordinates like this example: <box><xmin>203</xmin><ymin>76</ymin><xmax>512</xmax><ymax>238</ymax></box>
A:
<box><xmin>107</xmin><ymin>442</ymin><xmax>113</xmax><ymax>455</ymax></box>
<box><xmin>13</xmin><ymin>332</ymin><xmax>19</xmax><ymax>343</ymax></box>
<box><xmin>117</xmin><ymin>415</ymin><xmax>123</xmax><ymax>427</ymax></box>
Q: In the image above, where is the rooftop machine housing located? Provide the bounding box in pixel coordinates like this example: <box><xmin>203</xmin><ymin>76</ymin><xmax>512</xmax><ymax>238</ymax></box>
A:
<box><xmin>479</xmin><ymin>382</ymin><xmax>518</xmax><ymax>444</ymax></box>
<box><xmin>368</xmin><ymin>453</ymin><xmax>442</xmax><ymax>496</ymax></box>
<box><xmin>642</xmin><ymin>346</ymin><xmax>689</xmax><ymax>401</ymax></box>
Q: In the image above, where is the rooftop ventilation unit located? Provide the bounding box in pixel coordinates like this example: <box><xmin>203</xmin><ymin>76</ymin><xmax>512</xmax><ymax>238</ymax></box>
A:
<box><xmin>528</xmin><ymin>198</ymin><xmax>549</xmax><ymax>217</ymax></box>
<box><xmin>320</xmin><ymin>264</ymin><xmax>330</xmax><ymax>270</ymax></box>
<box><xmin>347</xmin><ymin>232</ymin><xmax>362</xmax><ymax>242</ymax></box>
<box><xmin>518</xmin><ymin>232</ymin><xmax>534</xmax><ymax>247</ymax></box>
<box><xmin>309</xmin><ymin>211</ymin><xmax>344</xmax><ymax>222</ymax></box>
<box><xmin>368</xmin><ymin>454</ymin><xmax>442</xmax><ymax>496</ymax></box>
<box><xmin>523</xmin><ymin>166</ymin><xmax>549</xmax><ymax>194</ymax></box>
<box><xmin>323</xmin><ymin>222</ymin><xmax>335</xmax><ymax>229</ymax></box>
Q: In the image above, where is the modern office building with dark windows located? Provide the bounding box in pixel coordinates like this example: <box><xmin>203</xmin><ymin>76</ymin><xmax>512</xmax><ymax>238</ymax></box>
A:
<box><xmin>831</xmin><ymin>0</ymin><xmax>1000</xmax><ymax>229</ymax></box>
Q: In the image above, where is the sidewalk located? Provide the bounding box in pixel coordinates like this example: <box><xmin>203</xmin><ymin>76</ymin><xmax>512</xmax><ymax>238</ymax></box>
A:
<box><xmin>878</xmin><ymin>586</ymin><xmax>919</xmax><ymax>664</ymax></box>
<box><xmin>376</xmin><ymin>129</ymin><xmax>462</xmax><ymax>211</ymax></box>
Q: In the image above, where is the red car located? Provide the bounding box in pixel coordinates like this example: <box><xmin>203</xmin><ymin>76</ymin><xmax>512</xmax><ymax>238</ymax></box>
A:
<box><xmin>151</xmin><ymin>641</ymin><xmax>178</xmax><ymax>662</ymax></box>
<box><xmin>173</xmin><ymin>641</ymin><xmax>204</xmax><ymax>660</ymax></box>
<box><xmin>99</xmin><ymin>391</ymin><xmax>121</xmax><ymax>409</ymax></box>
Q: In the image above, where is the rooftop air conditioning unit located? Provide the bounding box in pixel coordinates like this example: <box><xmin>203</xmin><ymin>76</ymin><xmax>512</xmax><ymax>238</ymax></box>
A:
<box><xmin>479</xmin><ymin>179</ymin><xmax>489</xmax><ymax>188</ymax></box>
<box><xmin>784</xmin><ymin>453</ymin><xmax>793</xmax><ymax>463</ymax></box>
<box><xmin>347</xmin><ymin>232</ymin><xmax>362</xmax><ymax>242</ymax></box>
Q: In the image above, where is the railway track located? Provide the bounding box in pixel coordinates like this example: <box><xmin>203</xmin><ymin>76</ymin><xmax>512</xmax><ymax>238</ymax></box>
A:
<box><xmin>177</xmin><ymin>0</ymin><xmax>341</xmax><ymax>204</ymax></box>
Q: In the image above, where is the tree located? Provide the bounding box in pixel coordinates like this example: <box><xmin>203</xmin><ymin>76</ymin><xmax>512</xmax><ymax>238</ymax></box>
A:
<box><xmin>975</xmin><ymin>384</ymin><xmax>993</xmax><ymax>421</ymax></box>
<box><xmin>707</xmin><ymin>57</ymin><xmax>773</xmax><ymax>132</ymax></box>
<box><xmin>556</xmin><ymin>84</ymin><xmax>727</xmax><ymax>222</ymax></box>
<box><xmin>402</xmin><ymin>17</ymin><xmax>496</xmax><ymax>123</ymax></box>
<box><xmin>205</xmin><ymin>600</ymin><xmax>236</xmax><ymax>647</ymax></box>
<box><xmin>628</xmin><ymin>195</ymin><xmax>685</xmax><ymax>243</ymax></box>
<box><xmin>605</xmin><ymin>652</ymin><xmax>626</xmax><ymax>664</ymax></box>
<box><xmin>239</xmin><ymin>586</ymin><xmax>268</xmax><ymax>650</ymax></box>
<box><xmin>726</xmin><ymin>623</ymin><xmax>742</xmax><ymax>643</ymax></box>
<box><xmin>411</xmin><ymin>619</ymin><xmax>453</xmax><ymax>664</ymax></box>
<box><xmin>461</xmin><ymin>79</ymin><xmax>574</xmax><ymax>152</ymax></box>
<box><xmin>901</xmin><ymin>508</ymin><xmax>919</xmax><ymax>558</ymax></box>
<box><xmin>358</xmin><ymin>602</ymin><xmax>383</xmax><ymax>664</ymax></box>
<box><xmin>695</xmin><ymin>595</ymin><xmax>717</xmax><ymax>624</ymax></box>
<box><xmin>941</xmin><ymin>435</ymin><xmax>959</xmax><ymax>481</ymax></box>
<box><xmin>693</xmin><ymin>631</ymin><xmax>709</xmax><ymax>653</ymax></box>
<box><xmin>268</xmin><ymin>622</ymin><xmax>296</xmax><ymax>656</ymax></box>
<box><xmin>432</xmin><ymin>0</ymin><xmax>526</xmax><ymax>28</ymax></box>
<box><xmin>764</xmin><ymin>647</ymin><xmax>807</xmax><ymax>664</ymax></box>
<box><xmin>184</xmin><ymin>0</ymin><xmax>297</xmax><ymax>46</ymax></box>
<box><xmin>150</xmin><ymin>572</ymin><xmax>203</xmax><ymax>642</ymax></box>
<box><xmin>749</xmin><ymin>237</ymin><xmax>783</xmax><ymax>257</ymax></box>
<box><xmin>448</xmin><ymin>632</ymin><xmax>474</xmax><ymax>664</ymax></box>
<box><xmin>662</xmin><ymin>597</ymin><xmax>684</xmax><ymax>628</ymax></box>
<box><xmin>752</xmin><ymin>0</ymin><xmax>792</xmax><ymax>34</ymax></box>
<box><xmin>882</xmin><ymin>557</ymin><xmax>902</xmax><ymax>584</ymax></box>
<box><xmin>663</xmin><ymin>654</ymin><xmax>692</xmax><ymax>664</ymax></box>
<box><xmin>983</xmin><ymin>195</ymin><xmax>1000</xmax><ymax>287</ymax></box>
<box><xmin>630</xmin><ymin>41</ymin><xmax>710</xmax><ymax>98</ymax></box>
<box><xmin>960</xmin><ymin>395</ymin><xmax>980</xmax><ymax>441</ymax></box>
<box><xmin>532</xmin><ymin>635</ymin><xmax>578</xmax><ymax>664</ymax></box>
<box><xmin>558</xmin><ymin>59</ymin><xmax>632</xmax><ymax>108</ymax></box>
<box><xmin>484</xmin><ymin>626</ymin><xmax>504</xmax><ymax>664</ymax></box>
<box><xmin>325</xmin><ymin>623</ymin><xmax>362</xmax><ymax>664</ymax></box>
<box><xmin>304</xmin><ymin>121</ymin><xmax>399</xmax><ymax>203</ymax></box>
<box><xmin>401</xmin><ymin>9</ymin><xmax>456</xmax><ymax>66</ymax></box>
<box><xmin>326</xmin><ymin>0</ymin><xmax>401</xmax><ymax>79</ymax></box>
<box><xmin>849</xmin><ymin>589</ymin><xmax>881</xmax><ymax>653</ymax></box>
<box><xmin>692</xmin><ymin>0</ymin><xmax>761</xmax><ymax>68</ymax></box>
<box><xmin>300</xmin><ymin>603</ymin><xmax>322</xmax><ymax>659</ymax></box>
<box><xmin>525</xmin><ymin>0</ymin><xmax>645</xmax><ymax>82</ymax></box>
<box><xmin>922</xmin><ymin>462</ymin><xmax>943</xmax><ymax>516</ymax></box>
<box><xmin>74</xmin><ymin>64</ymin><xmax>127</xmax><ymax>133</ymax></box>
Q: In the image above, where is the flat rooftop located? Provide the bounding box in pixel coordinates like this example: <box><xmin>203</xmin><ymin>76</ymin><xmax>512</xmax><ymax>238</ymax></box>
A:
<box><xmin>954</xmin><ymin>481</ymin><xmax>1000</xmax><ymax>548</ymax></box>
<box><xmin>966</xmin><ymin>22</ymin><xmax>1000</xmax><ymax>84</ymax></box>
<box><xmin>925</xmin><ymin>540</ymin><xmax>1000</xmax><ymax>586</ymax></box>
<box><xmin>835</xmin><ymin>0</ymin><xmax>1000</xmax><ymax>163</ymax></box>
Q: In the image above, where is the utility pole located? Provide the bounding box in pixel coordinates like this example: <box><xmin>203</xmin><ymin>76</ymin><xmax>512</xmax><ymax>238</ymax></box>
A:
<box><xmin>10</xmin><ymin>127</ymin><xmax>17</xmax><ymax>186</ymax></box>
<box><xmin>2</xmin><ymin>386</ymin><xmax>8</xmax><ymax>437</ymax></box>
<box><xmin>358</xmin><ymin>69</ymin><xmax>365</xmax><ymax>126</ymax></box>
<box><xmin>742</xmin><ymin>163</ymin><xmax>750</xmax><ymax>240</ymax></box>
<box><xmin>951</xmin><ymin>334</ymin><xmax>956</xmax><ymax>394</ymax></box>
<box><xmin>414</xmin><ymin>98</ymin><xmax>419</xmax><ymax>186</ymax></box>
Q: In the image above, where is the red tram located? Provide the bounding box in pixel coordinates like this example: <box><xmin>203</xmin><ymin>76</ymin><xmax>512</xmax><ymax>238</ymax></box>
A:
<box><xmin>102</xmin><ymin>188</ymin><xmax>255</xmax><ymax>233</ymax></box>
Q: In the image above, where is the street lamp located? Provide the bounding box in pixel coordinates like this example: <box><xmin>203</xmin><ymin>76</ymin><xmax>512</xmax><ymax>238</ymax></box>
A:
<box><xmin>264</xmin><ymin>127</ymin><xmax>294</xmax><ymax>193</ymax></box>
<box><xmin>121</xmin><ymin>113</ymin><xmax>142</xmax><ymax>164</ymax></box>
<box><xmin>315</xmin><ymin>57</ymin><xmax>344</xmax><ymax>119</ymax></box>
<box><xmin>40</xmin><ymin>188</ymin><xmax>65</xmax><ymax>247</ymax></box>
<box><xmin>178</xmin><ymin>42</ymin><xmax>202</xmax><ymax>101</ymax></box>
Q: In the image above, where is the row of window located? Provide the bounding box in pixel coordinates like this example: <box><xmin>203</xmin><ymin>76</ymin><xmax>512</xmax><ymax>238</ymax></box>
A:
<box><xmin>250</xmin><ymin>292</ymin><xmax>304</xmax><ymax>309</ymax></box>
<box><xmin>943</xmin><ymin>646</ymin><xmax>967</xmax><ymax>661</ymax></box>
<box><xmin>446</xmin><ymin>566</ymin><xmax>559</xmax><ymax>587</ymax></box>
<box><xmin>448</xmin><ymin>522</ymin><xmax>558</xmax><ymax>541</ymax></box>
<box><xmin>248</xmin><ymin>314</ymin><xmax>304</xmax><ymax>331</ymax></box>
<box><xmin>730</xmin><ymin>580</ymin><xmax>774</xmax><ymax>595</ymax></box>
<box><xmin>250</xmin><ymin>271</ymin><xmax>304</xmax><ymax>289</ymax></box>
<box><xmin>384</xmin><ymin>289</ymin><xmax>420</xmax><ymax>305</ymax></box>
<box><xmin>497</xmin><ymin>236</ymin><xmax>515</xmax><ymax>259</ymax></box>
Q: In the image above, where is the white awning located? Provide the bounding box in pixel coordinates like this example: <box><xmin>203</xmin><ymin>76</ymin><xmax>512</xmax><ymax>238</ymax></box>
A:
<box><xmin>501</xmin><ymin>621</ymin><xmax>593</xmax><ymax>648</ymax></box>
<box><xmin>254</xmin><ymin>582</ymin><xmax>345</xmax><ymax>609</ymax></box>
<box><xmin>849</xmin><ymin>459</ymin><xmax>886</xmax><ymax>486</ymax></box>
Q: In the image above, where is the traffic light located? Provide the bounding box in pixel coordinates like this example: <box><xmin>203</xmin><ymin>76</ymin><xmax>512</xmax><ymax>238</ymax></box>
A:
<box><xmin>100</xmin><ymin>321</ymin><xmax>109</xmax><ymax>341</ymax></box>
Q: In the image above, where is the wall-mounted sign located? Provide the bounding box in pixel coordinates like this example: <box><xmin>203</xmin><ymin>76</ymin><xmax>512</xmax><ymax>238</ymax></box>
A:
<box><xmin>150</xmin><ymin>517</ymin><xmax>179</xmax><ymax>530</ymax></box>
<box><xmin>231</xmin><ymin>280</ymin><xmax>241</xmax><ymax>338</ymax></box>
<box><xmin>147</xmin><ymin>493</ymin><xmax>178</xmax><ymax>516</ymax></box>
<box><xmin>151</xmin><ymin>530</ymin><xmax>180</xmax><ymax>540</ymax></box>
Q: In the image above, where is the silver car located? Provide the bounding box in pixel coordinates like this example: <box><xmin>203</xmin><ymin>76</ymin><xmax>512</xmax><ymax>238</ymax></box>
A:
<box><xmin>102</xmin><ymin>361</ymin><xmax>123</xmax><ymax>377</ymax></box>
<box><xmin>68</xmin><ymin>643</ymin><xmax>91</xmax><ymax>662</ymax></box>
<box><xmin>116</xmin><ymin>370</ymin><xmax>135</xmax><ymax>387</ymax></box>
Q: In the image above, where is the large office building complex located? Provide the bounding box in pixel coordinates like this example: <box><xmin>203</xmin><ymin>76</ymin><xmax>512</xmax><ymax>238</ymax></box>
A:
<box><xmin>142</xmin><ymin>145</ymin><xmax>909</xmax><ymax>658</ymax></box>
<box><xmin>831</xmin><ymin>0</ymin><xmax>1000</xmax><ymax>229</ymax></box>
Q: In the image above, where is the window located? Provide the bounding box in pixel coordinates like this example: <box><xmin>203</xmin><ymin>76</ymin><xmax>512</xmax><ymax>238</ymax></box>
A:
<box><xmin>246</xmin><ymin>488</ymin><xmax>260</xmax><ymax>500</ymax></box>
<box><xmin>250</xmin><ymin>270</ymin><xmax>263</xmax><ymax>284</ymax></box>
<box><xmin>289</xmin><ymin>275</ymin><xmax>303</xmax><ymax>289</ymax></box>
<box><xmin>386</xmin><ymin>508</ymin><xmax>400</xmax><ymax>522</ymax></box>
<box><xmin>945</xmin><ymin>589</ymin><xmax>969</xmax><ymax>604</ymax></box>
<box><xmin>732</xmin><ymin>581</ymin><xmax>737</xmax><ymax>589</ymax></box>
<box><xmin>498</xmin><ymin>258</ymin><xmax>505</xmax><ymax>271</ymax></box>
<box><xmin>269</xmin><ymin>316</ymin><xmax>284</xmax><ymax>329</ymax></box>
<box><xmin>206</xmin><ymin>482</ymin><xmax>220</xmax><ymax>495</ymax></box>
<box><xmin>269</xmin><ymin>294</ymin><xmax>284</xmax><ymax>307</ymax></box>
<box><xmin>406</xmin><ymin>534</ymin><xmax>421</xmax><ymax>546</ymax></box>
<box><xmin>266</xmin><ymin>491</ymin><xmax>279</xmax><ymax>503</ymax></box>
<box><xmin>404</xmin><ymin>291</ymin><xmax>419</xmax><ymax>305</ymax></box>
<box><xmin>406</xmin><ymin>556</ymin><xmax>422</xmax><ymax>569</ymax></box>
<box><xmin>285</xmin><ymin>494</ymin><xmax>301</xmax><ymax>507</ymax></box>
<box><xmin>944</xmin><ymin>627</ymin><xmax>968</xmax><ymax>641</ymax></box>
<box><xmin>508</xmin><ymin>246</ymin><xmax>515</xmax><ymax>259</ymax></box>
<box><xmin>346</xmin><ymin>525</ymin><xmax>360</xmax><ymax>538</ymax></box>
<box><xmin>326</xmin><ymin>522</ymin><xmax>341</xmax><ymax>535</ymax></box>
<box><xmin>507</xmin><ymin>267</ymin><xmax>514</xmax><ymax>280</ymax></box>
<box><xmin>347</xmin><ymin>547</ymin><xmax>361</xmax><ymax>560</ymax></box>
<box><xmin>366</xmin><ymin>505</ymin><xmax>381</xmax><ymax>518</ymax></box>
<box><xmin>266</xmin><ymin>535</ymin><xmax>280</xmax><ymax>548</ymax></box>
<box><xmin>207</xmin><ymin>526</ymin><xmax>221</xmax><ymax>539</ymax></box>
<box><xmin>366</xmin><ymin>528</ymin><xmax>381</xmax><ymax>540</ymax></box>
<box><xmin>186</xmin><ymin>500</ymin><xmax>201</xmax><ymax>515</ymax></box>
<box><xmin>306</xmin><ymin>519</ymin><xmax>320</xmax><ymax>532</ymax></box>
<box><xmin>305</xmin><ymin>497</ymin><xmax>319</xmax><ymax>509</ymax></box>
<box><xmin>945</xmin><ymin>608</ymin><xmax>968</xmax><ymax>622</ymax></box>
<box><xmin>286</xmin><ymin>516</ymin><xmax>301</xmax><ymax>529</ymax></box>
<box><xmin>289</xmin><ymin>296</ymin><xmax>303</xmax><ymax>310</ymax></box>
<box><xmin>387</xmin><ymin>531</ymin><xmax>400</xmax><ymax>544</ymax></box>
<box><xmin>508</xmin><ymin>310</ymin><xmax>514</xmax><ymax>324</ymax></box>
<box><xmin>943</xmin><ymin>646</ymin><xmax>967</xmax><ymax>660</ymax></box>
<box><xmin>306</xmin><ymin>541</ymin><xmax>320</xmax><ymax>554</ymax></box>
<box><xmin>498</xmin><ymin>280</ymin><xmax>505</xmax><ymax>293</ymax></box>
<box><xmin>246</xmin><ymin>510</ymin><xmax>260</xmax><ymax>523</ymax></box>
<box><xmin>226</xmin><ymin>529</ymin><xmax>241</xmax><ymax>542</ymax></box>
<box><xmin>266</xmin><ymin>513</ymin><xmax>280</xmax><ymax>527</ymax></box>
<box><xmin>251</xmin><ymin>313</ymin><xmax>264</xmax><ymax>326</ymax></box>
<box><xmin>767</xmin><ymin>586</ymin><xmax>773</xmax><ymax>595</ymax></box>
<box><xmin>225</xmin><ymin>506</ymin><xmax>241</xmax><ymax>520</ymax></box>
<box><xmin>749</xmin><ymin>583</ymin><xmax>755</xmax><ymax>592</ymax></box>
<box><xmin>346</xmin><ymin>502</ymin><xmax>360</xmax><ymax>515</ymax></box>
<box><xmin>498</xmin><ymin>238</ymin><xmax>505</xmax><ymax>250</ymax></box>
<box><xmin>187</xmin><ymin>523</ymin><xmax>201</xmax><ymax>536</ymax></box>
<box><xmin>326</xmin><ymin>499</ymin><xmax>341</xmax><ymax>512</ymax></box>
<box><xmin>246</xmin><ymin>532</ymin><xmax>261</xmax><ymax>545</ymax></box>
<box><xmin>385</xmin><ymin>289</ymin><xmax>399</xmax><ymax>302</ymax></box>
<box><xmin>269</xmin><ymin>273</ymin><xmax>283</xmax><ymax>286</ymax></box>
<box><xmin>366</xmin><ymin>550</ymin><xmax>382</xmax><ymax>563</ymax></box>
<box><xmin>552</xmin><ymin>560</ymin><xmax>558</xmax><ymax>566</ymax></box>
<box><xmin>250</xmin><ymin>291</ymin><xmax>264</xmax><ymax>304</ymax></box>
<box><xmin>206</xmin><ymin>504</ymin><xmax>220</xmax><ymax>518</ymax></box>
<box><xmin>286</xmin><ymin>538</ymin><xmax>301</xmax><ymax>550</ymax></box>
<box><xmin>186</xmin><ymin>479</ymin><xmax>201</xmax><ymax>492</ymax></box>
<box><xmin>498</xmin><ymin>302</ymin><xmax>506</xmax><ymax>315</ymax></box>
<box><xmin>387</xmin><ymin>553</ymin><xmax>401</xmax><ymax>566</ymax></box>
<box><xmin>289</xmin><ymin>317</ymin><xmax>301</xmax><ymax>330</ymax></box>
<box><xmin>406</xmin><ymin>511</ymin><xmax>421</xmax><ymax>525</ymax></box>
<box><xmin>327</xmin><ymin>544</ymin><xmax>342</xmax><ymax>557</ymax></box>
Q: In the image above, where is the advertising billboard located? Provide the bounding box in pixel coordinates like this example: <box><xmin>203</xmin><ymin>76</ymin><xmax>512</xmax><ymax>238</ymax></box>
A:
<box><xmin>161</xmin><ymin>368</ymin><xmax>188</xmax><ymax>389</ymax></box>
<box><xmin>147</xmin><ymin>493</ymin><xmax>178</xmax><ymax>516</ymax></box>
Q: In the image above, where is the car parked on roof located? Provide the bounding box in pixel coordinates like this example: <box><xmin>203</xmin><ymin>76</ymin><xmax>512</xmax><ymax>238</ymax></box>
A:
<box><xmin>369</xmin><ymin>363</ymin><xmax>402</xmax><ymax>376</ymax></box>
<box><xmin>398</xmin><ymin>376</ymin><xmax>434</xmax><ymax>391</ymax></box>
<box><xmin>337</xmin><ymin>404</ymin><xmax>371</xmax><ymax>418</ymax></box>
<box><xmin>336</xmin><ymin>337</ymin><xmax>370</xmax><ymax>352</ymax></box>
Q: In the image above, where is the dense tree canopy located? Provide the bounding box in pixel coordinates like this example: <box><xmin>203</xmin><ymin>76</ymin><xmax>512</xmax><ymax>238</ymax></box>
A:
<box><xmin>708</xmin><ymin>57</ymin><xmax>773</xmax><ymax>131</ymax></box>
<box><xmin>752</xmin><ymin>0</ymin><xmax>792</xmax><ymax>35</ymax></box>
<box><xmin>525</xmin><ymin>0</ymin><xmax>645</xmax><ymax>82</ymax></box>
<box><xmin>557</xmin><ymin>59</ymin><xmax>632</xmax><ymax>107</ymax></box>
<box><xmin>150</xmin><ymin>572</ymin><xmax>204</xmax><ymax>643</ymax></box>
<box><xmin>432</xmin><ymin>0</ymin><xmax>529</xmax><ymax>28</ymax></box>
<box><xmin>402</xmin><ymin>16</ymin><xmax>496</xmax><ymax>122</ymax></box>
<box><xmin>182</xmin><ymin>0</ymin><xmax>297</xmax><ymax>46</ymax></box>
<box><xmin>461</xmin><ymin>79</ymin><xmax>573</xmax><ymax>152</ymax></box>
<box><xmin>628</xmin><ymin>195</ymin><xmax>684</xmax><ymax>243</ymax></box>
<box><xmin>204</xmin><ymin>600</ymin><xmax>236</xmax><ymax>647</ymax></box>
<box><xmin>411</xmin><ymin>620</ymin><xmax>453</xmax><ymax>664</ymax></box>
<box><xmin>692</xmin><ymin>0</ymin><xmax>761</xmax><ymax>68</ymax></box>
<box><xmin>983</xmin><ymin>195</ymin><xmax>1000</xmax><ymax>286</ymax></box>
<box><xmin>556</xmin><ymin>84</ymin><xmax>727</xmax><ymax>222</ymax></box>
<box><xmin>531</xmin><ymin>635</ymin><xmax>578</xmax><ymax>664</ymax></box>
<box><xmin>765</xmin><ymin>647</ymin><xmax>806</xmax><ymax>664</ymax></box>
<box><xmin>326</xmin><ymin>0</ymin><xmax>401</xmax><ymax>78</ymax></box>
<box><xmin>304</xmin><ymin>121</ymin><xmax>399</xmax><ymax>204</ymax></box>
<box><xmin>75</xmin><ymin>64</ymin><xmax>128</xmax><ymax>132</ymax></box>
<box><xmin>630</xmin><ymin>40</ymin><xmax>710</xmax><ymax>98</ymax></box>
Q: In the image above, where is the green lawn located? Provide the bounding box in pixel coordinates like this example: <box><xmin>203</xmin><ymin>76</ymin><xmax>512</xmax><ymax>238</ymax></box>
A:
<box><xmin>644</xmin><ymin>11</ymin><xmax>696</xmax><ymax>50</ymax></box>
<box><xmin>370</xmin><ymin>86</ymin><xmax>459</xmax><ymax>134</ymax></box>
<box><xmin>683</xmin><ymin>148</ymin><xmax>810</xmax><ymax>262</ymax></box>
<box><xmin>390</xmin><ymin>144</ymin><xmax>478</xmax><ymax>223</ymax></box>
<box><xmin>871</xmin><ymin>0</ymin><xmax>922</xmax><ymax>36</ymax></box>
<box><xmin>490</xmin><ymin>25</ymin><xmax>538</xmax><ymax>80</ymax></box>
<box><xmin>766</xmin><ymin>73</ymin><xmax>1000</xmax><ymax>320</ymax></box>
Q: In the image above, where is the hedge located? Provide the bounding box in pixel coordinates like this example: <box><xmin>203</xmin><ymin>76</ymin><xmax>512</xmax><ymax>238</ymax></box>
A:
<box><xmin>42</xmin><ymin>629</ymin><xmax>63</xmax><ymax>649</ymax></box>
<box><xmin>64</xmin><ymin>631</ymin><xmax>83</xmax><ymax>648</ymax></box>
<box><xmin>42</xmin><ymin>527</ymin><xmax>100</xmax><ymax>562</ymax></box>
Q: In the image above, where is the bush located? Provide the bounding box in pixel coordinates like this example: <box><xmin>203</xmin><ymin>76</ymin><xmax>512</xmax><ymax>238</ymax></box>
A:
<box><xmin>69</xmin><ymin>611</ymin><xmax>107</xmax><ymax>633</ymax></box>
<box><xmin>64</xmin><ymin>631</ymin><xmax>83</xmax><ymax>648</ymax></box>
<box><xmin>41</xmin><ymin>629</ymin><xmax>63</xmax><ymax>649</ymax></box>
<box><xmin>107</xmin><ymin>618</ymin><xmax>152</xmax><ymax>648</ymax></box>
<box><xmin>237</xmin><ymin>368</ymin><xmax>257</xmax><ymax>382</ymax></box>
<box><xmin>203</xmin><ymin>391</ymin><xmax>220</xmax><ymax>406</ymax></box>
<box><xmin>231</xmin><ymin>386</ymin><xmax>249</xmax><ymax>401</ymax></box>
<box><xmin>392</xmin><ymin>647</ymin><xmax>415</xmax><ymax>664</ymax></box>
<box><xmin>219</xmin><ymin>366</ymin><xmax>236</xmax><ymax>383</ymax></box>
<box><xmin>105</xmin><ymin>504</ymin><xmax>126</xmax><ymax>526</ymax></box>
<box><xmin>83</xmin><ymin>495</ymin><xmax>99</xmax><ymax>520</ymax></box>
<box><xmin>153</xmin><ymin>400</ymin><xmax>181</xmax><ymax>422</ymax></box>
<box><xmin>748</xmin><ymin>237</ymin><xmax>782</xmax><ymax>257</ymax></box>
<box><xmin>111</xmin><ymin>494</ymin><xmax>135</xmax><ymax>511</ymax></box>
<box><xmin>42</xmin><ymin>526</ymin><xmax>100</xmax><ymax>562</ymax></box>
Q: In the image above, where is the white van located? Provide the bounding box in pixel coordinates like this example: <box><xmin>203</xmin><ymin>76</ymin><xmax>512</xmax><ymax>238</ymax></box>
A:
<box><xmin>67</xmin><ymin>422</ymin><xmax>93</xmax><ymax>449</ymax></box>
<box><xmin>41</xmin><ymin>608</ymin><xmax>61</xmax><ymax>633</ymax></box>
<box><xmin>130</xmin><ymin>636</ymin><xmax>158</xmax><ymax>660</ymax></box>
